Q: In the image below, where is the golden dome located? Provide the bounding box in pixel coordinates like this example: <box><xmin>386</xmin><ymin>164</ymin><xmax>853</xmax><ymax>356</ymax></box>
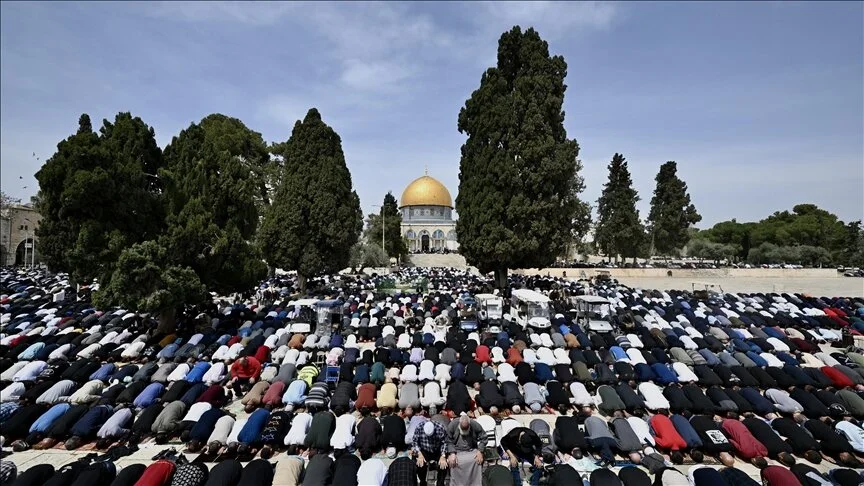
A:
<box><xmin>400</xmin><ymin>175</ymin><xmax>453</xmax><ymax>208</ymax></box>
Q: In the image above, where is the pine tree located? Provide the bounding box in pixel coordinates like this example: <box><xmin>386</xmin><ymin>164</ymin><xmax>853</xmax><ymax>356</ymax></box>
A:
<box><xmin>259</xmin><ymin>108</ymin><xmax>362</xmax><ymax>291</ymax></box>
<box><xmin>647</xmin><ymin>161</ymin><xmax>701</xmax><ymax>255</ymax></box>
<box><xmin>364</xmin><ymin>192</ymin><xmax>408</xmax><ymax>263</ymax></box>
<box><xmin>456</xmin><ymin>26</ymin><xmax>587</xmax><ymax>287</ymax></box>
<box><xmin>595</xmin><ymin>153</ymin><xmax>644</xmax><ymax>261</ymax></box>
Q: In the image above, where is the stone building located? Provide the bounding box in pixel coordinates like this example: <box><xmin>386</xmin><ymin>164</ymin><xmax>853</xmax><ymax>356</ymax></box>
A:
<box><xmin>399</xmin><ymin>173</ymin><xmax>458</xmax><ymax>253</ymax></box>
<box><xmin>0</xmin><ymin>204</ymin><xmax>41</xmax><ymax>266</ymax></box>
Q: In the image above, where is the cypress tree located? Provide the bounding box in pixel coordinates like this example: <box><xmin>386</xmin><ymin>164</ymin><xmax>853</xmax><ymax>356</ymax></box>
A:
<box><xmin>259</xmin><ymin>108</ymin><xmax>362</xmax><ymax>291</ymax></box>
<box><xmin>595</xmin><ymin>153</ymin><xmax>644</xmax><ymax>262</ymax></box>
<box><xmin>365</xmin><ymin>192</ymin><xmax>408</xmax><ymax>263</ymax></box>
<box><xmin>456</xmin><ymin>26</ymin><xmax>587</xmax><ymax>287</ymax></box>
<box><xmin>647</xmin><ymin>161</ymin><xmax>701</xmax><ymax>255</ymax></box>
<box><xmin>35</xmin><ymin>113</ymin><xmax>164</xmax><ymax>283</ymax></box>
<box><xmin>96</xmin><ymin>114</ymin><xmax>268</xmax><ymax>330</ymax></box>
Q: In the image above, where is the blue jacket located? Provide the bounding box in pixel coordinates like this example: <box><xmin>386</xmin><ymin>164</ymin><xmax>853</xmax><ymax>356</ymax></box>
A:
<box><xmin>180</xmin><ymin>383</ymin><xmax>208</xmax><ymax>406</ymax></box>
<box><xmin>450</xmin><ymin>362</ymin><xmax>465</xmax><ymax>381</ymax></box>
<box><xmin>353</xmin><ymin>364</ymin><xmax>370</xmax><ymax>385</ymax></box>
<box><xmin>157</xmin><ymin>343</ymin><xmax>179</xmax><ymax>360</ymax></box>
<box><xmin>699</xmin><ymin>349</ymin><xmax>721</xmax><ymax>366</ymax></box>
<box><xmin>89</xmin><ymin>363</ymin><xmax>116</xmax><ymax>382</ymax></box>
<box><xmin>740</xmin><ymin>387</ymin><xmax>775</xmax><ymax>415</ymax></box>
<box><xmin>237</xmin><ymin>408</ymin><xmax>270</xmax><ymax>444</ymax></box>
<box><xmin>70</xmin><ymin>405</ymin><xmax>113</xmax><ymax>438</ymax></box>
<box><xmin>762</xmin><ymin>327</ymin><xmax>785</xmax><ymax>340</ymax></box>
<box><xmin>133</xmin><ymin>383</ymin><xmax>165</xmax><ymax>409</ymax></box>
<box><xmin>745</xmin><ymin>351</ymin><xmax>768</xmax><ymax>368</ymax></box>
<box><xmin>651</xmin><ymin>363</ymin><xmax>678</xmax><ymax>385</ymax></box>
<box><xmin>185</xmin><ymin>362</ymin><xmax>212</xmax><ymax>383</ymax></box>
<box><xmin>29</xmin><ymin>403</ymin><xmax>70</xmax><ymax>433</ymax></box>
<box><xmin>610</xmin><ymin>346</ymin><xmax>628</xmax><ymax>362</ymax></box>
<box><xmin>112</xmin><ymin>365</ymin><xmax>139</xmax><ymax>383</ymax></box>
<box><xmin>189</xmin><ymin>408</ymin><xmax>225</xmax><ymax>441</ymax></box>
<box><xmin>671</xmin><ymin>414</ymin><xmax>703</xmax><ymax>448</ymax></box>
<box><xmin>534</xmin><ymin>363</ymin><xmax>554</xmax><ymax>383</ymax></box>
<box><xmin>635</xmin><ymin>363</ymin><xmax>657</xmax><ymax>382</ymax></box>
<box><xmin>283</xmin><ymin>380</ymin><xmax>308</xmax><ymax>405</ymax></box>
<box><xmin>18</xmin><ymin>342</ymin><xmax>44</xmax><ymax>360</ymax></box>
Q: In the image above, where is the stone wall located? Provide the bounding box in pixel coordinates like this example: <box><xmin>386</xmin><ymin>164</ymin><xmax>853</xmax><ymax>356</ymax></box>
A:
<box><xmin>0</xmin><ymin>205</ymin><xmax>41</xmax><ymax>266</ymax></box>
<box><xmin>511</xmin><ymin>267</ymin><xmax>840</xmax><ymax>279</ymax></box>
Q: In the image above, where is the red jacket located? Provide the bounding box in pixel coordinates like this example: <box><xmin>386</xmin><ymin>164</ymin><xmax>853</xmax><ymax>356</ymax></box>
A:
<box><xmin>821</xmin><ymin>366</ymin><xmax>854</xmax><ymax>388</ymax></box>
<box><xmin>650</xmin><ymin>414</ymin><xmax>687</xmax><ymax>451</ymax></box>
<box><xmin>475</xmin><ymin>345</ymin><xmax>492</xmax><ymax>364</ymax></box>
<box><xmin>506</xmin><ymin>347</ymin><xmax>523</xmax><ymax>366</ymax></box>
<box><xmin>355</xmin><ymin>383</ymin><xmax>378</xmax><ymax>410</ymax></box>
<box><xmin>230</xmin><ymin>357</ymin><xmax>262</xmax><ymax>380</ymax></box>
<box><xmin>254</xmin><ymin>345</ymin><xmax>271</xmax><ymax>364</ymax></box>
<box><xmin>761</xmin><ymin>466</ymin><xmax>802</xmax><ymax>486</ymax></box>
<box><xmin>721</xmin><ymin>419</ymin><xmax>767</xmax><ymax>459</ymax></box>
<box><xmin>262</xmin><ymin>381</ymin><xmax>286</xmax><ymax>406</ymax></box>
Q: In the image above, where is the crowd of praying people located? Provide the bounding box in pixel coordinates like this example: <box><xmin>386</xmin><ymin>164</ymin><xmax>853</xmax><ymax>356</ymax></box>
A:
<box><xmin>2</xmin><ymin>267</ymin><xmax>864</xmax><ymax>486</ymax></box>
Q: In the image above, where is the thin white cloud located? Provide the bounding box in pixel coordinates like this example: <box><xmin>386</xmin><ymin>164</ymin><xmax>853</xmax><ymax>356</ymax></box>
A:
<box><xmin>481</xmin><ymin>1</ymin><xmax>618</xmax><ymax>35</ymax></box>
<box><xmin>148</xmin><ymin>1</ymin><xmax>298</xmax><ymax>26</ymax></box>
<box><xmin>340</xmin><ymin>59</ymin><xmax>415</xmax><ymax>92</ymax></box>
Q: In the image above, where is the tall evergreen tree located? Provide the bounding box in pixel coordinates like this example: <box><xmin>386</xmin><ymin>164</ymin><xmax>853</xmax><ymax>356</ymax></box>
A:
<box><xmin>364</xmin><ymin>192</ymin><xmax>408</xmax><ymax>262</ymax></box>
<box><xmin>259</xmin><ymin>108</ymin><xmax>362</xmax><ymax>291</ymax></box>
<box><xmin>456</xmin><ymin>26</ymin><xmax>586</xmax><ymax>287</ymax></box>
<box><xmin>595</xmin><ymin>153</ymin><xmax>644</xmax><ymax>261</ymax></box>
<box><xmin>35</xmin><ymin>113</ymin><xmax>164</xmax><ymax>283</ymax></box>
<box><xmin>96</xmin><ymin>114</ymin><xmax>268</xmax><ymax>329</ymax></box>
<box><xmin>647</xmin><ymin>161</ymin><xmax>701</xmax><ymax>255</ymax></box>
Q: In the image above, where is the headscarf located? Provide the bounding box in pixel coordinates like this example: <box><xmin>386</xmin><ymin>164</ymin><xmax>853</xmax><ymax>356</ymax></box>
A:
<box><xmin>169</xmin><ymin>464</ymin><xmax>209</xmax><ymax>486</ymax></box>
<box><xmin>0</xmin><ymin>461</ymin><xmax>18</xmax><ymax>485</ymax></box>
<box><xmin>589</xmin><ymin>469</ymin><xmax>623</xmax><ymax>486</ymax></box>
<box><xmin>618</xmin><ymin>467</ymin><xmax>651</xmax><ymax>486</ymax></box>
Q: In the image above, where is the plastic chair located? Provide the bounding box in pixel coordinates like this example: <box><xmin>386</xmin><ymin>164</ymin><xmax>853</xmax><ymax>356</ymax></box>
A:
<box><xmin>325</xmin><ymin>366</ymin><xmax>340</xmax><ymax>387</ymax></box>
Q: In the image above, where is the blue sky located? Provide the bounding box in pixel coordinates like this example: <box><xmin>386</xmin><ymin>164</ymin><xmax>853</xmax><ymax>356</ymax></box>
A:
<box><xmin>2</xmin><ymin>1</ymin><xmax>862</xmax><ymax>227</ymax></box>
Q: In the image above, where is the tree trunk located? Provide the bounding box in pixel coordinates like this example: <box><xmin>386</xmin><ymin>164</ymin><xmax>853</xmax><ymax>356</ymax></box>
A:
<box><xmin>493</xmin><ymin>267</ymin><xmax>508</xmax><ymax>293</ymax></box>
<box><xmin>157</xmin><ymin>308</ymin><xmax>177</xmax><ymax>335</ymax></box>
<box><xmin>297</xmin><ymin>274</ymin><xmax>307</xmax><ymax>293</ymax></box>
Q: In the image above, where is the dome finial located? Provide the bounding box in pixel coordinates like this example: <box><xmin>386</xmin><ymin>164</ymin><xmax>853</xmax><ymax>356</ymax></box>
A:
<box><xmin>424</xmin><ymin>165</ymin><xmax>428</xmax><ymax>176</ymax></box>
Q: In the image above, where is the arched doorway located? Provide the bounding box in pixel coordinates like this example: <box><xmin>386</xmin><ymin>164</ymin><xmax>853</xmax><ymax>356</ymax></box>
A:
<box><xmin>15</xmin><ymin>238</ymin><xmax>35</xmax><ymax>266</ymax></box>
<box><xmin>421</xmin><ymin>234</ymin><xmax>430</xmax><ymax>252</ymax></box>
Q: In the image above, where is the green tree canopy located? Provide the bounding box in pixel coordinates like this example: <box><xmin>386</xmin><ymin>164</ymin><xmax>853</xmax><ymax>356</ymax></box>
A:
<box><xmin>594</xmin><ymin>153</ymin><xmax>644</xmax><ymax>261</ymax></box>
<box><xmin>698</xmin><ymin>203</ymin><xmax>856</xmax><ymax>265</ymax></box>
<box><xmin>258</xmin><ymin>108</ymin><xmax>362</xmax><ymax>290</ymax></box>
<box><xmin>35</xmin><ymin>113</ymin><xmax>164</xmax><ymax>283</ymax></box>
<box><xmin>364</xmin><ymin>192</ymin><xmax>408</xmax><ymax>262</ymax></box>
<box><xmin>647</xmin><ymin>161</ymin><xmax>701</xmax><ymax>255</ymax></box>
<box><xmin>349</xmin><ymin>241</ymin><xmax>388</xmax><ymax>270</ymax></box>
<box><xmin>455</xmin><ymin>26</ymin><xmax>586</xmax><ymax>287</ymax></box>
<box><xmin>95</xmin><ymin>114</ymin><xmax>268</xmax><ymax>328</ymax></box>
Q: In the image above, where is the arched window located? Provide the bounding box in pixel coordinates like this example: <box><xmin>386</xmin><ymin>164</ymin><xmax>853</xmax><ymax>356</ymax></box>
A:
<box><xmin>405</xmin><ymin>230</ymin><xmax>416</xmax><ymax>239</ymax></box>
<box><xmin>447</xmin><ymin>230</ymin><xmax>457</xmax><ymax>241</ymax></box>
<box><xmin>432</xmin><ymin>230</ymin><xmax>445</xmax><ymax>240</ymax></box>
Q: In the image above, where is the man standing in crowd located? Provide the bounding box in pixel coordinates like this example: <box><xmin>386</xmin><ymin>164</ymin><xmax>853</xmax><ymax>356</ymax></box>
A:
<box><xmin>444</xmin><ymin>415</ymin><xmax>486</xmax><ymax>485</ymax></box>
